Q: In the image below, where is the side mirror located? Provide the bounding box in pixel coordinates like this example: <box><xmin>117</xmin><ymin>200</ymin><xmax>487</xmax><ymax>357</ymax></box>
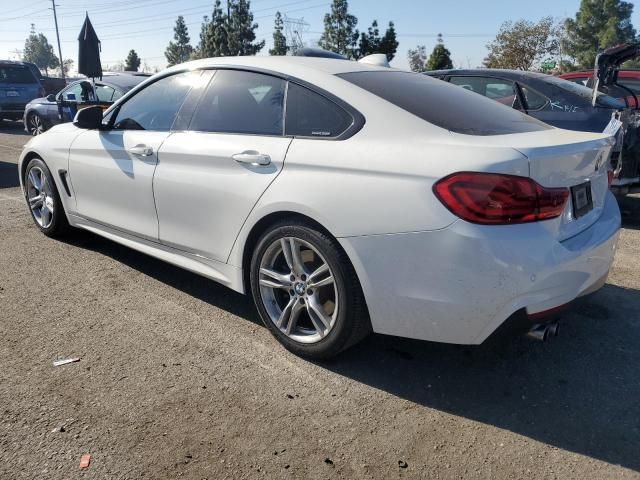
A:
<box><xmin>46</xmin><ymin>94</ymin><xmax>56</xmax><ymax>102</ymax></box>
<box><xmin>73</xmin><ymin>106</ymin><xmax>103</xmax><ymax>130</ymax></box>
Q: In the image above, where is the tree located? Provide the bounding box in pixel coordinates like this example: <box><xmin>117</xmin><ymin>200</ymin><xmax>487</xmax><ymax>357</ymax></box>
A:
<box><xmin>202</xmin><ymin>0</ymin><xmax>231</xmax><ymax>57</ymax></box>
<box><xmin>23</xmin><ymin>25</ymin><xmax>59</xmax><ymax>76</ymax></box>
<box><xmin>318</xmin><ymin>0</ymin><xmax>359</xmax><ymax>59</ymax></box>
<box><xmin>269</xmin><ymin>11</ymin><xmax>288</xmax><ymax>56</ymax></box>
<box><xmin>407</xmin><ymin>45</ymin><xmax>427</xmax><ymax>72</ymax></box>
<box><xmin>483</xmin><ymin>17</ymin><xmax>559</xmax><ymax>70</ymax></box>
<box><xmin>62</xmin><ymin>59</ymin><xmax>74</xmax><ymax>76</ymax></box>
<box><xmin>565</xmin><ymin>0</ymin><xmax>636</xmax><ymax>69</ymax></box>
<box><xmin>356</xmin><ymin>20</ymin><xmax>399</xmax><ymax>61</ymax></box>
<box><xmin>426</xmin><ymin>34</ymin><xmax>453</xmax><ymax>70</ymax></box>
<box><xmin>125</xmin><ymin>49</ymin><xmax>141</xmax><ymax>71</ymax></box>
<box><xmin>165</xmin><ymin>16</ymin><xmax>193</xmax><ymax>66</ymax></box>
<box><xmin>227</xmin><ymin>0</ymin><xmax>265</xmax><ymax>56</ymax></box>
<box><xmin>379</xmin><ymin>21</ymin><xmax>399</xmax><ymax>61</ymax></box>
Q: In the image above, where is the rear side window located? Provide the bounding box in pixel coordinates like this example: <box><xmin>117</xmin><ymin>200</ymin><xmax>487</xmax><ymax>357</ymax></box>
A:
<box><xmin>0</xmin><ymin>65</ymin><xmax>37</xmax><ymax>84</ymax></box>
<box><xmin>285</xmin><ymin>83</ymin><xmax>353</xmax><ymax>138</ymax></box>
<box><xmin>338</xmin><ymin>71</ymin><xmax>551</xmax><ymax>136</ymax></box>
<box><xmin>619</xmin><ymin>78</ymin><xmax>640</xmax><ymax>95</ymax></box>
<box><xmin>189</xmin><ymin>70</ymin><xmax>286</xmax><ymax>136</ymax></box>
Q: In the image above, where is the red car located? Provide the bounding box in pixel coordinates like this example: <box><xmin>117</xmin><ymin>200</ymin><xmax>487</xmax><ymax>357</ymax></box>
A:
<box><xmin>559</xmin><ymin>70</ymin><xmax>640</xmax><ymax>108</ymax></box>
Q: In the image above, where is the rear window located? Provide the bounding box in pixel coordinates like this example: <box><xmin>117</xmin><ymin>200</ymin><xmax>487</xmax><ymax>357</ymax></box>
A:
<box><xmin>0</xmin><ymin>65</ymin><xmax>37</xmax><ymax>84</ymax></box>
<box><xmin>338</xmin><ymin>71</ymin><xmax>551</xmax><ymax>136</ymax></box>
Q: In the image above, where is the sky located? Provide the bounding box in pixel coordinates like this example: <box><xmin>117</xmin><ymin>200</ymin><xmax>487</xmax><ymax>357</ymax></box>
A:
<box><xmin>1</xmin><ymin>0</ymin><xmax>639</xmax><ymax>73</ymax></box>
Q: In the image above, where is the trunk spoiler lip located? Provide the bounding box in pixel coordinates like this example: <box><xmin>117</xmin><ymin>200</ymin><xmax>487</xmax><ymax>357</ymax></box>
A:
<box><xmin>592</xmin><ymin>42</ymin><xmax>640</xmax><ymax>108</ymax></box>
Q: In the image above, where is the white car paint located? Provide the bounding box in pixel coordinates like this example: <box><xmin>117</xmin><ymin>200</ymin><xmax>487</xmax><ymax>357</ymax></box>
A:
<box><xmin>19</xmin><ymin>56</ymin><xmax>621</xmax><ymax>345</ymax></box>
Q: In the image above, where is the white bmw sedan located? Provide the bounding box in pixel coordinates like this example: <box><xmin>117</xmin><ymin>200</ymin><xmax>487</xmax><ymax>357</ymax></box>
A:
<box><xmin>18</xmin><ymin>57</ymin><xmax>620</xmax><ymax>359</ymax></box>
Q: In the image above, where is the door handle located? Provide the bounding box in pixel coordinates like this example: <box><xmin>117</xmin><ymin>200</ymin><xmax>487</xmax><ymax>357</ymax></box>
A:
<box><xmin>232</xmin><ymin>151</ymin><xmax>271</xmax><ymax>166</ymax></box>
<box><xmin>128</xmin><ymin>144</ymin><xmax>154</xmax><ymax>157</ymax></box>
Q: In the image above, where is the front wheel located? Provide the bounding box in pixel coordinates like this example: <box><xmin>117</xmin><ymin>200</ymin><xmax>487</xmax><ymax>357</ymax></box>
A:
<box><xmin>250</xmin><ymin>222</ymin><xmax>370</xmax><ymax>360</ymax></box>
<box><xmin>24</xmin><ymin>157</ymin><xmax>69</xmax><ymax>237</ymax></box>
<box><xmin>27</xmin><ymin>112</ymin><xmax>46</xmax><ymax>135</ymax></box>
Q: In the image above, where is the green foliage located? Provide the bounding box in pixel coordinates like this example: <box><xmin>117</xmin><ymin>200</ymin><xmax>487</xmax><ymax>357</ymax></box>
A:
<box><xmin>565</xmin><ymin>0</ymin><xmax>636</xmax><ymax>69</ymax></box>
<box><xmin>23</xmin><ymin>25</ymin><xmax>59</xmax><ymax>75</ymax></box>
<box><xmin>198</xmin><ymin>1</ymin><xmax>231</xmax><ymax>58</ymax></box>
<box><xmin>379</xmin><ymin>22</ymin><xmax>399</xmax><ymax>61</ymax></box>
<box><xmin>426</xmin><ymin>34</ymin><xmax>453</xmax><ymax>70</ymax></box>
<box><xmin>165</xmin><ymin>16</ymin><xmax>193</xmax><ymax>66</ymax></box>
<box><xmin>483</xmin><ymin>17</ymin><xmax>559</xmax><ymax>70</ymax></box>
<box><xmin>269</xmin><ymin>11</ymin><xmax>288</xmax><ymax>56</ymax></box>
<box><xmin>125</xmin><ymin>49</ymin><xmax>141</xmax><ymax>71</ymax></box>
<box><xmin>318</xmin><ymin>0</ymin><xmax>359</xmax><ymax>59</ymax></box>
<box><xmin>227</xmin><ymin>0</ymin><xmax>265</xmax><ymax>56</ymax></box>
<box><xmin>407</xmin><ymin>45</ymin><xmax>427</xmax><ymax>72</ymax></box>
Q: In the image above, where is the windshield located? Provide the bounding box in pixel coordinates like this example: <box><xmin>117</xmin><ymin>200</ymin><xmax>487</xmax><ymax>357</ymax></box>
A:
<box><xmin>0</xmin><ymin>65</ymin><xmax>37</xmax><ymax>84</ymax></box>
<box><xmin>338</xmin><ymin>71</ymin><xmax>551</xmax><ymax>136</ymax></box>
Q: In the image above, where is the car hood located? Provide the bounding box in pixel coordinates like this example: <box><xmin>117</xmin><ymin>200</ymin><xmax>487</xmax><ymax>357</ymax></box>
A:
<box><xmin>26</xmin><ymin>96</ymin><xmax>53</xmax><ymax>106</ymax></box>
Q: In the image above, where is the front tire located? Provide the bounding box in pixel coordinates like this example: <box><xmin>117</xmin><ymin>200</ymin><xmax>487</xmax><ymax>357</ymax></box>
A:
<box><xmin>27</xmin><ymin>112</ymin><xmax>46</xmax><ymax>135</ymax></box>
<box><xmin>24</xmin><ymin>157</ymin><xmax>69</xmax><ymax>237</ymax></box>
<box><xmin>250</xmin><ymin>221</ymin><xmax>370</xmax><ymax>360</ymax></box>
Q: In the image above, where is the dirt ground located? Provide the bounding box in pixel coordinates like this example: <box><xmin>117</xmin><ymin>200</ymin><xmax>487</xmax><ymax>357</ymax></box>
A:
<box><xmin>1</xmin><ymin>119</ymin><xmax>639</xmax><ymax>479</ymax></box>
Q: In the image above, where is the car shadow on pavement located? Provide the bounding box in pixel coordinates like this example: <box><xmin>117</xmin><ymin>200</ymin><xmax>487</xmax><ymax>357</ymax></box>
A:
<box><xmin>0</xmin><ymin>161</ymin><xmax>19</xmax><ymax>188</ymax></box>
<box><xmin>618</xmin><ymin>194</ymin><xmax>640</xmax><ymax>230</ymax></box>
<box><xmin>325</xmin><ymin>284</ymin><xmax>640</xmax><ymax>472</ymax></box>
<box><xmin>60</xmin><ymin>230</ymin><xmax>640</xmax><ymax>472</ymax></box>
<box><xmin>0</xmin><ymin>119</ymin><xmax>28</xmax><ymax>135</ymax></box>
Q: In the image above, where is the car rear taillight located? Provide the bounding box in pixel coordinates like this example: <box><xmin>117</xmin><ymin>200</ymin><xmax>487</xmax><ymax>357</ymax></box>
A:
<box><xmin>38</xmin><ymin>87</ymin><xmax>46</xmax><ymax>97</ymax></box>
<box><xmin>607</xmin><ymin>169</ymin><xmax>614</xmax><ymax>188</ymax></box>
<box><xmin>433</xmin><ymin>172</ymin><xmax>569</xmax><ymax>225</ymax></box>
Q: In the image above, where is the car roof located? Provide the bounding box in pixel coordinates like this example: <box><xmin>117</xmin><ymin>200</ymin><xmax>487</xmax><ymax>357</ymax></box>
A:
<box><xmin>425</xmin><ymin>68</ymin><xmax>554</xmax><ymax>80</ymax></box>
<box><xmin>166</xmin><ymin>56</ymin><xmax>393</xmax><ymax>79</ymax></box>
<box><xmin>0</xmin><ymin>60</ymin><xmax>31</xmax><ymax>67</ymax></box>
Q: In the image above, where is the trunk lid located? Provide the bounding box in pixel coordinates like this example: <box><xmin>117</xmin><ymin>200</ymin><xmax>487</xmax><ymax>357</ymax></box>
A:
<box><xmin>452</xmin><ymin>129</ymin><xmax>615</xmax><ymax>241</ymax></box>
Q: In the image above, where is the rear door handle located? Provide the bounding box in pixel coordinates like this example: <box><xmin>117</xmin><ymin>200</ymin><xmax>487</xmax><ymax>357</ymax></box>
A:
<box><xmin>232</xmin><ymin>151</ymin><xmax>271</xmax><ymax>166</ymax></box>
<box><xmin>128</xmin><ymin>144</ymin><xmax>154</xmax><ymax>157</ymax></box>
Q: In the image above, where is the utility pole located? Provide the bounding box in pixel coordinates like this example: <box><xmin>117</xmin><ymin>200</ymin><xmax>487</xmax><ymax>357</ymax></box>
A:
<box><xmin>50</xmin><ymin>0</ymin><xmax>65</xmax><ymax>80</ymax></box>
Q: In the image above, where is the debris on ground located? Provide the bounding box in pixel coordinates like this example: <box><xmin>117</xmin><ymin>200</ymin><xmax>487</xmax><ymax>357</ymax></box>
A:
<box><xmin>79</xmin><ymin>454</ymin><xmax>91</xmax><ymax>469</ymax></box>
<box><xmin>398</xmin><ymin>460</ymin><xmax>408</xmax><ymax>469</ymax></box>
<box><xmin>53</xmin><ymin>358</ymin><xmax>80</xmax><ymax>367</ymax></box>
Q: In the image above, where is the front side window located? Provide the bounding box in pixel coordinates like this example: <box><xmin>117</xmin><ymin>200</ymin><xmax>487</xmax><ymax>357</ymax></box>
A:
<box><xmin>339</xmin><ymin>71</ymin><xmax>550</xmax><ymax>136</ymax></box>
<box><xmin>285</xmin><ymin>83</ymin><xmax>353</xmax><ymax>138</ymax></box>
<box><xmin>113</xmin><ymin>71</ymin><xmax>201</xmax><ymax>131</ymax></box>
<box><xmin>60</xmin><ymin>83</ymin><xmax>85</xmax><ymax>102</ymax></box>
<box><xmin>520</xmin><ymin>87</ymin><xmax>548</xmax><ymax>110</ymax></box>
<box><xmin>189</xmin><ymin>70</ymin><xmax>286</xmax><ymax>136</ymax></box>
<box><xmin>95</xmin><ymin>84</ymin><xmax>117</xmax><ymax>102</ymax></box>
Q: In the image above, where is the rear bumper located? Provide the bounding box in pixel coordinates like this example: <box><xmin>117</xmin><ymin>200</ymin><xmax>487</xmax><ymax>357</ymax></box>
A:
<box><xmin>339</xmin><ymin>191</ymin><xmax>621</xmax><ymax>344</ymax></box>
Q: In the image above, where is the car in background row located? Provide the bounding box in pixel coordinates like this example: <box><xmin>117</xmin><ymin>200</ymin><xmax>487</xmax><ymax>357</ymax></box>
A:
<box><xmin>560</xmin><ymin>69</ymin><xmax>640</xmax><ymax>107</ymax></box>
<box><xmin>0</xmin><ymin>61</ymin><xmax>44</xmax><ymax>122</ymax></box>
<box><xmin>425</xmin><ymin>69</ymin><xmax>639</xmax><ymax>193</ymax></box>
<box><xmin>23</xmin><ymin>72</ymin><xmax>150</xmax><ymax>135</ymax></box>
<box><xmin>22</xmin><ymin>62</ymin><xmax>67</xmax><ymax>96</ymax></box>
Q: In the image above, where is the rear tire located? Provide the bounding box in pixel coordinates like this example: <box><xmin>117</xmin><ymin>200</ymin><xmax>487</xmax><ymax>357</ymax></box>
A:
<box><xmin>24</xmin><ymin>157</ymin><xmax>69</xmax><ymax>237</ymax></box>
<box><xmin>250</xmin><ymin>221</ymin><xmax>370</xmax><ymax>360</ymax></box>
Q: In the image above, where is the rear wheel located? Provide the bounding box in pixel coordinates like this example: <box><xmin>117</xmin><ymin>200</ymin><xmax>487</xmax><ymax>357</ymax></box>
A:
<box><xmin>250</xmin><ymin>222</ymin><xmax>370</xmax><ymax>360</ymax></box>
<box><xmin>27</xmin><ymin>112</ymin><xmax>46</xmax><ymax>135</ymax></box>
<box><xmin>24</xmin><ymin>157</ymin><xmax>69</xmax><ymax>237</ymax></box>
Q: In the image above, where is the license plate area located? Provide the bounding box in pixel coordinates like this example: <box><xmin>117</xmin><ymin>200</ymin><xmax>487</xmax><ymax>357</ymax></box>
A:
<box><xmin>571</xmin><ymin>182</ymin><xmax>593</xmax><ymax>219</ymax></box>
<box><xmin>6</xmin><ymin>91</ymin><xmax>19</xmax><ymax>97</ymax></box>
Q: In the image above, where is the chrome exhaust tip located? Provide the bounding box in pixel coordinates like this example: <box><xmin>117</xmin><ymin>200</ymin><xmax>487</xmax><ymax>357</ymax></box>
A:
<box><xmin>526</xmin><ymin>322</ymin><xmax>559</xmax><ymax>342</ymax></box>
<box><xmin>526</xmin><ymin>324</ymin><xmax>549</xmax><ymax>342</ymax></box>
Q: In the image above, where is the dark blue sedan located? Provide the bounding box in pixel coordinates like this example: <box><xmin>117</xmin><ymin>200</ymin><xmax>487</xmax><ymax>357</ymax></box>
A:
<box><xmin>23</xmin><ymin>72</ymin><xmax>150</xmax><ymax>135</ymax></box>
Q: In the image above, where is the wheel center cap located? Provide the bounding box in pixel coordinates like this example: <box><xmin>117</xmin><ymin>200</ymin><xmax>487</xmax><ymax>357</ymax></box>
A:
<box><xmin>294</xmin><ymin>282</ymin><xmax>305</xmax><ymax>296</ymax></box>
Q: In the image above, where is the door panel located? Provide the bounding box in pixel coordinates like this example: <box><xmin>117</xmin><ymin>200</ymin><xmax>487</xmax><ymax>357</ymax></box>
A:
<box><xmin>68</xmin><ymin>130</ymin><xmax>169</xmax><ymax>239</ymax></box>
<box><xmin>155</xmin><ymin>132</ymin><xmax>292</xmax><ymax>261</ymax></box>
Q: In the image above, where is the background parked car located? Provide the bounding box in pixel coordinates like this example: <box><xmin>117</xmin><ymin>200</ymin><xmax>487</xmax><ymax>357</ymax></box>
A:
<box><xmin>560</xmin><ymin>69</ymin><xmax>640</xmax><ymax>108</ymax></box>
<box><xmin>0</xmin><ymin>60</ymin><xmax>44</xmax><ymax>122</ymax></box>
<box><xmin>425</xmin><ymin>69</ymin><xmax>640</xmax><ymax>192</ymax></box>
<box><xmin>23</xmin><ymin>72</ymin><xmax>150</xmax><ymax>135</ymax></box>
<box><xmin>22</xmin><ymin>62</ymin><xmax>67</xmax><ymax>96</ymax></box>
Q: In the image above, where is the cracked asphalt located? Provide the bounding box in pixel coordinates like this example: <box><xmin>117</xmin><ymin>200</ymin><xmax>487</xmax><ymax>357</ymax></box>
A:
<box><xmin>1</xmin><ymin>118</ymin><xmax>639</xmax><ymax>479</ymax></box>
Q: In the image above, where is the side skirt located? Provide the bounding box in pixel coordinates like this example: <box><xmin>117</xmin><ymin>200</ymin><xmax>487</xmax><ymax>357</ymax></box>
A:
<box><xmin>68</xmin><ymin>214</ymin><xmax>245</xmax><ymax>294</ymax></box>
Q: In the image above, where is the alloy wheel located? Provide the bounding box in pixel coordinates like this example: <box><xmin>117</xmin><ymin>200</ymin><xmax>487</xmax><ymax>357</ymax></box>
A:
<box><xmin>28</xmin><ymin>114</ymin><xmax>44</xmax><ymax>135</ymax></box>
<box><xmin>26</xmin><ymin>166</ymin><xmax>54</xmax><ymax>228</ymax></box>
<box><xmin>258</xmin><ymin>237</ymin><xmax>338</xmax><ymax>344</ymax></box>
